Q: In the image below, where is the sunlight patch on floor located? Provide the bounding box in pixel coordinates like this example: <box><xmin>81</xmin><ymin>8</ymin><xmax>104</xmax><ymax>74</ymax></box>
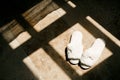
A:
<box><xmin>67</xmin><ymin>1</ymin><xmax>76</xmax><ymax>8</ymax></box>
<box><xmin>23</xmin><ymin>48</ymin><xmax>71</xmax><ymax>80</ymax></box>
<box><xmin>49</xmin><ymin>22</ymin><xmax>113</xmax><ymax>75</ymax></box>
<box><xmin>86</xmin><ymin>16</ymin><xmax>120</xmax><ymax>47</ymax></box>
<box><xmin>34</xmin><ymin>8</ymin><xmax>66</xmax><ymax>32</ymax></box>
<box><xmin>23</xmin><ymin>56</ymin><xmax>42</xmax><ymax>80</ymax></box>
<box><xmin>9</xmin><ymin>31</ymin><xmax>31</xmax><ymax>49</ymax></box>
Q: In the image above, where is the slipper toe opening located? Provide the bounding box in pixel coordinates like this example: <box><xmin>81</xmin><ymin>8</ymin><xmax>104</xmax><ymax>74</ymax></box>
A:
<box><xmin>69</xmin><ymin>59</ymin><xmax>79</xmax><ymax>65</ymax></box>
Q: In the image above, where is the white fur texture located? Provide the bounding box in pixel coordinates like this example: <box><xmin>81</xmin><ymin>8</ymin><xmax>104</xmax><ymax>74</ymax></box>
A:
<box><xmin>67</xmin><ymin>31</ymin><xmax>83</xmax><ymax>64</ymax></box>
<box><xmin>80</xmin><ymin>38</ymin><xmax>105</xmax><ymax>69</ymax></box>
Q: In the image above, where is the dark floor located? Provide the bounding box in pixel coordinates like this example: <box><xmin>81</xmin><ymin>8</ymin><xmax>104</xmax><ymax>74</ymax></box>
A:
<box><xmin>0</xmin><ymin>0</ymin><xmax>120</xmax><ymax>80</ymax></box>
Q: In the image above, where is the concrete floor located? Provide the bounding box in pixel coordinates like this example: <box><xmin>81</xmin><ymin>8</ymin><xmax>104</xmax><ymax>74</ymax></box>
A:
<box><xmin>0</xmin><ymin>0</ymin><xmax>120</xmax><ymax>80</ymax></box>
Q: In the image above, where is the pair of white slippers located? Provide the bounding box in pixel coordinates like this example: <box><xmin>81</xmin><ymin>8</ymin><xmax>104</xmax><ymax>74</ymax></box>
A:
<box><xmin>67</xmin><ymin>31</ymin><xmax>105</xmax><ymax>69</ymax></box>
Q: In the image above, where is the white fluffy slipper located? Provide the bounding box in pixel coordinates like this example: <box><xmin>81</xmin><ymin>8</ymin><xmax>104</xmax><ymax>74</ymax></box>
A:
<box><xmin>80</xmin><ymin>38</ymin><xmax>105</xmax><ymax>69</ymax></box>
<box><xmin>67</xmin><ymin>31</ymin><xmax>83</xmax><ymax>64</ymax></box>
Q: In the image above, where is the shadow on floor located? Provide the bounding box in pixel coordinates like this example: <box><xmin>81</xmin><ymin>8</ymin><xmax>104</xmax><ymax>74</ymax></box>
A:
<box><xmin>0</xmin><ymin>34</ymin><xmax>39</xmax><ymax>80</ymax></box>
<box><xmin>0</xmin><ymin>0</ymin><xmax>42</xmax><ymax>80</ymax></box>
<box><xmin>0</xmin><ymin>0</ymin><xmax>120</xmax><ymax>80</ymax></box>
<box><xmin>0</xmin><ymin>0</ymin><xmax>42</xmax><ymax>27</ymax></box>
<box><xmin>53</xmin><ymin>0</ymin><xmax>120</xmax><ymax>79</ymax></box>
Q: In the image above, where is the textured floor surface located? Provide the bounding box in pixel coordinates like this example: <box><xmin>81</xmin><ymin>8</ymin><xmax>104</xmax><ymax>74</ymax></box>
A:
<box><xmin>0</xmin><ymin>0</ymin><xmax>120</xmax><ymax>80</ymax></box>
